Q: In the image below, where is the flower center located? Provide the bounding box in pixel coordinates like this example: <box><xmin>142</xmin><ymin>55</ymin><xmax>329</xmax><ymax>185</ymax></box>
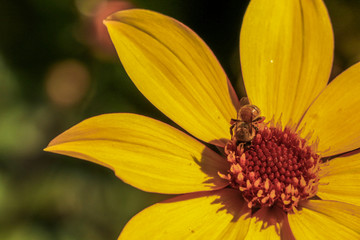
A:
<box><xmin>221</xmin><ymin>124</ymin><xmax>320</xmax><ymax>212</ymax></box>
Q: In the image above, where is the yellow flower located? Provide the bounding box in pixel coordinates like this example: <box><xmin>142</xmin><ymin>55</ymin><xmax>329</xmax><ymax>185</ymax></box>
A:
<box><xmin>45</xmin><ymin>0</ymin><xmax>360</xmax><ymax>239</ymax></box>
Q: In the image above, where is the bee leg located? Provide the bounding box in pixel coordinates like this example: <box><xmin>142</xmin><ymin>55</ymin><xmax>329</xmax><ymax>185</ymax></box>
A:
<box><xmin>244</xmin><ymin>141</ymin><xmax>252</xmax><ymax>148</ymax></box>
<box><xmin>230</xmin><ymin>124</ymin><xmax>235</xmax><ymax>136</ymax></box>
<box><xmin>230</xmin><ymin>118</ymin><xmax>240</xmax><ymax>125</ymax></box>
<box><xmin>258</xmin><ymin>116</ymin><xmax>265</xmax><ymax>123</ymax></box>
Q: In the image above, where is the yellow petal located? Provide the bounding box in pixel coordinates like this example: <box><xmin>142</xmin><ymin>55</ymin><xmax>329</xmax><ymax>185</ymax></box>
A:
<box><xmin>299</xmin><ymin>62</ymin><xmax>360</xmax><ymax>156</ymax></box>
<box><xmin>288</xmin><ymin>200</ymin><xmax>360</xmax><ymax>239</ymax></box>
<box><xmin>104</xmin><ymin>9</ymin><xmax>237</xmax><ymax>146</ymax></box>
<box><xmin>240</xmin><ymin>0</ymin><xmax>333</xmax><ymax>126</ymax></box>
<box><xmin>244</xmin><ymin>207</ymin><xmax>286</xmax><ymax>240</ymax></box>
<box><xmin>119</xmin><ymin>189</ymin><xmax>251</xmax><ymax>240</ymax></box>
<box><xmin>45</xmin><ymin>113</ymin><xmax>229</xmax><ymax>194</ymax></box>
<box><xmin>317</xmin><ymin>152</ymin><xmax>360</xmax><ymax>206</ymax></box>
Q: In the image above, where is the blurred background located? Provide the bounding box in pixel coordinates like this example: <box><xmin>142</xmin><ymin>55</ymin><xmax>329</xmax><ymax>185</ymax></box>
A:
<box><xmin>0</xmin><ymin>0</ymin><xmax>359</xmax><ymax>239</ymax></box>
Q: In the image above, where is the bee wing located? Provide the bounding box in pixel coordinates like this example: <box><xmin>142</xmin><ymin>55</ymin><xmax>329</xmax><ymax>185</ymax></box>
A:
<box><xmin>239</xmin><ymin>97</ymin><xmax>250</xmax><ymax>107</ymax></box>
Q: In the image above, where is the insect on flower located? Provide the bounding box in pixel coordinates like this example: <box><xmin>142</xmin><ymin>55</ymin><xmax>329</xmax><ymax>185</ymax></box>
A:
<box><xmin>230</xmin><ymin>97</ymin><xmax>265</xmax><ymax>143</ymax></box>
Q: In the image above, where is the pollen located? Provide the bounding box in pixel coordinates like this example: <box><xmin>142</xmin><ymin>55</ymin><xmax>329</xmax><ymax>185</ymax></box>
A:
<box><xmin>221</xmin><ymin>125</ymin><xmax>321</xmax><ymax>212</ymax></box>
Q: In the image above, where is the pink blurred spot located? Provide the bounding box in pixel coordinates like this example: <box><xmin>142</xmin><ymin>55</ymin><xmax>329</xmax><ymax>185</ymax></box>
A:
<box><xmin>92</xmin><ymin>1</ymin><xmax>134</xmax><ymax>56</ymax></box>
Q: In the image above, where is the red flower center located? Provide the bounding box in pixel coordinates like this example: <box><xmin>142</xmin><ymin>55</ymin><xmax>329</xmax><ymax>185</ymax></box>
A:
<box><xmin>221</xmin><ymin>125</ymin><xmax>320</xmax><ymax>212</ymax></box>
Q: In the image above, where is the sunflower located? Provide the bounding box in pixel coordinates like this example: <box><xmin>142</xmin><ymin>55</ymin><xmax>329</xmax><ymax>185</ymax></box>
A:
<box><xmin>45</xmin><ymin>0</ymin><xmax>360</xmax><ymax>239</ymax></box>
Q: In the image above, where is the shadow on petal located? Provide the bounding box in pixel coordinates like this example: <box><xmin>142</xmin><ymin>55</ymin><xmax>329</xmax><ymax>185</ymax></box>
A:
<box><xmin>189</xmin><ymin>145</ymin><xmax>231</xmax><ymax>190</ymax></box>
<box><xmin>245</xmin><ymin>206</ymin><xmax>294</xmax><ymax>239</ymax></box>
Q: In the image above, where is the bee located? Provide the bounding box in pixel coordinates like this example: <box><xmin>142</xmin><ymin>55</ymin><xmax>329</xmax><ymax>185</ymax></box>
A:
<box><xmin>230</xmin><ymin>97</ymin><xmax>265</xmax><ymax>143</ymax></box>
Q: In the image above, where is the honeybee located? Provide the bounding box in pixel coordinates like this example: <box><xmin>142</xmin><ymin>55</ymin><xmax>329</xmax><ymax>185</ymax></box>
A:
<box><xmin>230</xmin><ymin>97</ymin><xmax>265</xmax><ymax>142</ymax></box>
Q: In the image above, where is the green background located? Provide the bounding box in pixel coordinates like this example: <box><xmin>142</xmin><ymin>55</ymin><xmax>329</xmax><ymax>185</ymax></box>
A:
<box><xmin>0</xmin><ymin>0</ymin><xmax>359</xmax><ymax>239</ymax></box>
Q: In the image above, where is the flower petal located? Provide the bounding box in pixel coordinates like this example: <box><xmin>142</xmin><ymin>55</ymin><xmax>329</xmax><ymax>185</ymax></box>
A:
<box><xmin>240</xmin><ymin>0</ymin><xmax>333</xmax><ymax>126</ymax></box>
<box><xmin>119</xmin><ymin>189</ymin><xmax>251</xmax><ymax>239</ymax></box>
<box><xmin>288</xmin><ymin>200</ymin><xmax>360</xmax><ymax>239</ymax></box>
<box><xmin>299</xmin><ymin>62</ymin><xmax>360</xmax><ymax>156</ymax></box>
<box><xmin>317</xmin><ymin>152</ymin><xmax>360</xmax><ymax>206</ymax></box>
<box><xmin>104</xmin><ymin>9</ymin><xmax>237</xmax><ymax>146</ymax></box>
<box><xmin>244</xmin><ymin>207</ymin><xmax>285</xmax><ymax>240</ymax></box>
<box><xmin>44</xmin><ymin>113</ymin><xmax>229</xmax><ymax>194</ymax></box>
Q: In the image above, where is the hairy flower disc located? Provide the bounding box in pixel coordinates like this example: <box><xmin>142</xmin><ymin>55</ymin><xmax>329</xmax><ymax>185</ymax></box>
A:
<box><xmin>222</xmin><ymin>125</ymin><xmax>321</xmax><ymax>212</ymax></box>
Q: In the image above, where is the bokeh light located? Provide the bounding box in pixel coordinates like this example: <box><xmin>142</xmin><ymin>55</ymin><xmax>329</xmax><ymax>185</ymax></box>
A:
<box><xmin>46</xmin><ymin>59</ymin><xmax>90</xmax><ymax>108</ymax></box>
<box><xmin>76</xmin><ymin>0</ymin><xmax>134</xmax><ymax>57</ymax></box>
